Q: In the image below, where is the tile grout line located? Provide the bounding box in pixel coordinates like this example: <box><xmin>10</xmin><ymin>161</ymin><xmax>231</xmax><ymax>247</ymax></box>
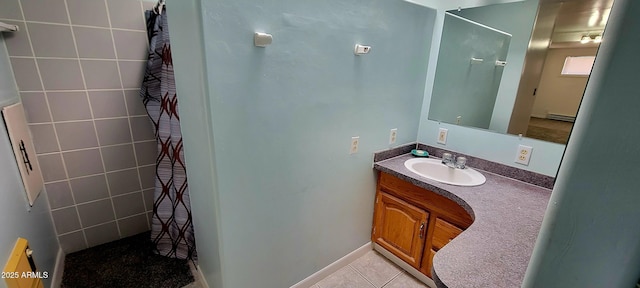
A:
<box><xmin>9</xmin><ymin>55</ymin><xmax>147</xmax><ymax>62</ymax></box>
<box><xmin>105</xmin><ymin>0</ymin><xmax>151</xmax><ymax>233</ymax></box>
<box><xmin>34</xmin><ymin>140</ymin><xmax>156</xmax><ymax>157</ymax></box>
<box><xmin>14</xmin><ymin>0</ymin><xmax>87</xmax><ymax>249</ymax></box>
<box><xmin>63</xmin><ymin>0</ymin><xmax>123</xmax><ymax>240</ymax></box>
<box><xmin>123</xmin><ymin>0</ymin><xmax>153</xmax><ymax>230</ymax></box>
<box><xmin>27</xmin><ymin>114</ymin><xmax>153</xmax><ymax>126</ymax></box>
<box><xmin>348</xmin><ymin>264</ymin><xmax>378</xmax><ymax>288</ymax></box>
<box><xmin>55</xmin><ymin>210</ymin><xmax>150</xmax><ymax>238</ymax></box>
<box><xmin>40</xmin><ymin>165</ymin><xmax>155</xmax><ymax>189</ymax></box>
<box><xmin>50</xmin><ymin>188</ymin><xmax>149</xmax><ymax>213</ymax></box>
<box><xmin>379</xmin><ymin>271</ymin><xmax>404</xmax><ymax>288</ymax></box>
<box><xmin>42</xmin><ymin>164</ymin><xmax>155</xmax><ymax>184</ymax></box>
<box><xmin>0</xmin><ymin>17</ymin><xmax>147</xmax><ymax>33</ymax></box>
<box><xmin>19</xmin><ymin>88</ymin><xmax>143</xmax><ymax>93</ymax></box>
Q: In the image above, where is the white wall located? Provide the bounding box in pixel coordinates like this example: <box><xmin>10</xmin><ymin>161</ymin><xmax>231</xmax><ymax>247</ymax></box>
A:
<box><xmin>530</xmin><ymin>47</ymin><xmax>597</xmax><ymax>118</ymax></box>
<box><xmin>523</xmin><ymin>0</ymin><xmax>640</xmax><ymax>286</ymax></box>
<box><xmin>0</xmin><ymin>34</ymin><xmax>59</xmax><ymax>288</ymax></box>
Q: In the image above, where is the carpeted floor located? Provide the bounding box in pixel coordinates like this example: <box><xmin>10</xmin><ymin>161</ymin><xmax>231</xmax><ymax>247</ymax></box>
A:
<box><xmin>62</xmin><ymin>232</ymin><xmax>194</xmax><ymax>288</ymax></box>
<box><xmin>526</xmin><ymin>117</ymin><xmax>573</xmax><ymax>144</ymax></box>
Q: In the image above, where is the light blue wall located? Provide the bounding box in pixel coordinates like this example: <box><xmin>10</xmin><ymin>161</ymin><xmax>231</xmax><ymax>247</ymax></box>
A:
<box><xmin>0</xmin><ymin>35</ymin><xmax>59</xmax><ymax>288</ymax></box>
<box><xmin>523</xmin><ymin>0</ymin><xmax>640</xmax><ymax>286</ymax></box>
<box><xmin>451</xmin><ymin>0</ymin><xmax>539</xmax><ymax>133</ymax></box>
<box><xmin>416</xmin><ymin>0</ymin><xmax>564</xmax><ymax>177</ymax></box>
<box><xmin>170</xmin><ymin>0</ymin><xmax>436</xmax><ymax>287</ymax></box>
<box><xmin>166</xmin><ymin>1</ymin><xmax>225</xmax><ymax>287</ymax></box>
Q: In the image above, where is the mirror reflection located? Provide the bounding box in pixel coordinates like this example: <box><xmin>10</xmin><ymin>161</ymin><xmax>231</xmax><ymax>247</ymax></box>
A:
<box><xmin>428</xmin><ymin>0</ymin><xmax>613</xmax><ymax>145</ymax></box>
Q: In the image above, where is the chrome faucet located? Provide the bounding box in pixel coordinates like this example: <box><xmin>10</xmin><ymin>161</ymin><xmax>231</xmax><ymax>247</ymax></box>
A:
<box><xmin>442</xmin><ymin>153</ymin><xmax>467</xmax><ymax>169</ymax></box>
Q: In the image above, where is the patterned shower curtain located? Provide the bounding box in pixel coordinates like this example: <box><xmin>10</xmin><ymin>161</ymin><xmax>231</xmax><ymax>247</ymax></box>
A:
<box><xmin>140</xmin><ymin>7</ymin><xmax>196</xmax><ymax>261</ymax></box>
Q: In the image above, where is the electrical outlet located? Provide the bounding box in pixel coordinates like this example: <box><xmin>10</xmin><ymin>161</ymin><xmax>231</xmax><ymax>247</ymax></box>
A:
<box><xmin>515</xmin><ymin>145</ymin><xmax>533</xmax><ymax>165</ymax></box>
<box><xmin>350</xmin><ymin>136</ymin><xmax>359</xmax><ymax>154</ymax></box>
<box><xmin>437</xmin><ymin>128</ymin><xmax>448</xmax><ymax>144</ymax></box>
<box><xmin>389</xmin><ymin>128</ymin><xmax>397</xmax><ymax>145</ymax></box>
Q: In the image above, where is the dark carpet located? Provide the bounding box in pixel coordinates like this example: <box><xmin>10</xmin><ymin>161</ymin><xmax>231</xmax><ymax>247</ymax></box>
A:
<box><xmin>62</xmin><ymin>232</ymin><xmax>194</xmax><ymax>288</ymax></box>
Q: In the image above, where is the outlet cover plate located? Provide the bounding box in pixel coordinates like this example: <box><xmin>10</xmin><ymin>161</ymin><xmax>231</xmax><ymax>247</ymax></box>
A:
<box><xmin>437</xmin><ymin>128</ymin><xmax>448</xmax><ymax>145</ymax></box>
<box><xmin>389</xmin><ymin>128</ymin><xmax>397</xmax><ymax>145</ymax></box>
<box><xmin>515</xmin><ymin>145</ymin><xmax>533</xmax><ymax>165</ymax></box>
<box><xmin>350</xmin><ymin>136</ymin><xmax>359</xmax><ymax>154</ymax></box>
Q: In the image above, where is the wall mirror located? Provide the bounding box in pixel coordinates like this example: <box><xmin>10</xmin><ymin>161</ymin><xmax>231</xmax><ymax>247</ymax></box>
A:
<box><xmin>428</xmin><ymin>0</ymin><xmax>613</xmax><ymax>144</ymax></box>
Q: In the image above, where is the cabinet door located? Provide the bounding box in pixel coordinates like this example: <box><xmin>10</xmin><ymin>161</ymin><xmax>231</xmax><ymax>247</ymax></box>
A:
<box><xmin>420</xmin><ymin>249</ymin><xmax>437</xmax><ymax>277</ymax></box>
<box><xmin>373</xmin><ymin>192</ymin><xmax>429</xmax><ymax>268</ymax></box>
<box><xmin>432</xmin><ymin>218</ymin><xmax>464</xmax><ymax>250</ymax></box>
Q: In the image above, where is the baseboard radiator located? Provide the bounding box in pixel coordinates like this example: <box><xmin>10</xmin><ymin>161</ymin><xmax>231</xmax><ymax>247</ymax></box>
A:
<box><xmin>546</xmin><ymin>113</ymin><xmax>576</xmax><ymax>123</ymax></box>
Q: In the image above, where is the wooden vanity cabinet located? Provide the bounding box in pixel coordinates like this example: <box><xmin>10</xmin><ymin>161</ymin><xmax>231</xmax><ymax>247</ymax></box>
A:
<box><xmin>372</xmin><ymin>172</ymin><xmax>473</xmax><ymax>279</ymax></box>
<box><xmin>373</xmin><ymin>192</ymin><xmax>428</xmax><ymax>268</ymax></box>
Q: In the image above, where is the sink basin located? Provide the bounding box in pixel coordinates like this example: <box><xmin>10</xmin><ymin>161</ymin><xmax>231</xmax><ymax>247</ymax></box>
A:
<box><xmin>404</xmin><ymin>158</ymin><xmax>486</xmax><ymax>186</ymax></box>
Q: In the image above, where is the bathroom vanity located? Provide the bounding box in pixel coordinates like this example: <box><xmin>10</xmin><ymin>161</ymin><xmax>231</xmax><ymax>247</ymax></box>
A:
<box><xmin>372</xmin><ymin>149</ymin><xmax>552</xmax><ymax>288</ymax></box>
<box><xmin>373</xmin><ymin>172</ymin><xmax>473</xmax><ymax>278</ymax></box>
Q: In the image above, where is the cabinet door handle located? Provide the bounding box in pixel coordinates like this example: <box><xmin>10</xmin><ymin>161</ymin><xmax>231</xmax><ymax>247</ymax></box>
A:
<box><xmin>419</xmin><ymin>223</ymin><xmax>425</xmax><ymax>239</ymax></box>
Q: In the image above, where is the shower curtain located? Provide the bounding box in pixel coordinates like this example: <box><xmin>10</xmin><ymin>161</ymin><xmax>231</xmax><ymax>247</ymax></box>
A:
<box><xmin>140</xmin><ymin>7</ymin><xmax>196</xmax><ymax>261</ymax></box>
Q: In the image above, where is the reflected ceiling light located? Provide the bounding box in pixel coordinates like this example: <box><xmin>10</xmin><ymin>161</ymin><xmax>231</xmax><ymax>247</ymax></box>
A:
<box><xmin>601</xmin><ymin>10</ymin><xmax>610</xmax><ymax>26</ymax></box>
<box><xmin>588</xmin><ymin>11</ymin><xmax>600</xmax><ymax>27</ymax></box>
<box><xmin>580</xmin><ymin>34</ymin><xmax>603</xmax><ymax>44</ymax></box>
<box><xmin>594</xmin><ymin>35</ymin><xmax>602</xmax><ymax>43</ymax></box>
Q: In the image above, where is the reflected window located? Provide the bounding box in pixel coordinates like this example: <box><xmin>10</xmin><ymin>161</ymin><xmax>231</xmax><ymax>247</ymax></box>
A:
<box><xmin>561</xmin><ymin>56</ymin><xmax>595</xmax><ymax>76</ymax></box>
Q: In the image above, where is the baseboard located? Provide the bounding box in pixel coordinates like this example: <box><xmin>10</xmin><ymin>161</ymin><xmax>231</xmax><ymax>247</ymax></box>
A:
<box><xmin>290</xmin><ymin>242</ymin><xmax>373</xmax><ymax>288</ymax></box>
<box><xmin>193</xmin><ymin>264</ymin><xmax>210</xmax><ymax>288</ymax></box>
<box><xmin>51</xmin><ymin>247</ymin><xmax>65</xmax><ymax>288</ymax></box>
<box><xmin>373</xmin><ymin>243</ymin><xmax>436</xmax><ymax>288</ymax></box>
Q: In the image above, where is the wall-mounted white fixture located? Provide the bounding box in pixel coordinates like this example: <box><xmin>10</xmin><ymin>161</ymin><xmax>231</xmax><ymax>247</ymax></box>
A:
<box><xmin>254</xmin><ymin>32</ymin><xmax>272</xmax><ymax>47</ymax></box>
<box><xmin>495</xmin><ymin>60</ymin><xmax>507</xmax><ymax>67</ymax></box>
<box><xmin>2</xmin><ymin>103</ymin><xmax>44</xmax><ymax>206</ymax></box>
<box><xmin>470</xmin><ymin>57</ymin><xmax>484</xmax><ymax>64</ymax></box>
<box><xmin>0</xmin><ymin>21</ymin><xmax>19</xmax><ymax>32</ymax></box>
<box><xmin>354</xmin><ymin>44</ymin><xmax>371</xmax><ymax>55</ymax></box>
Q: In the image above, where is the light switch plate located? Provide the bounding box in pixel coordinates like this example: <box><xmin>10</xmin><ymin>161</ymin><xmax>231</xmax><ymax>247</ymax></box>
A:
<box><xmin>515</xmin><ymin>145</ymin><xmax>533</xmax><ymax>165</ymax></box>
<box><xmin>437</xmin><ymin>128</ymin><xmax>448</xmax><ymax>145</ymax></box>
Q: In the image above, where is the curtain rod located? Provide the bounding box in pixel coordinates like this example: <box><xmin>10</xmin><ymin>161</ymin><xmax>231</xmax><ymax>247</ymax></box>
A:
<box><xmin>0</xmin><ymin>21</ymin><xmax>19</xmax><ymax>33</ymax></box>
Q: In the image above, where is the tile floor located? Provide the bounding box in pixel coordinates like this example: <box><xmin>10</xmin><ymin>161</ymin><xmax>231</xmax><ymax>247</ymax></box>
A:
<box><xmin>311</xmin><ymin>250</ymin><xmax>429</xmax><ymax>288</ymax></box>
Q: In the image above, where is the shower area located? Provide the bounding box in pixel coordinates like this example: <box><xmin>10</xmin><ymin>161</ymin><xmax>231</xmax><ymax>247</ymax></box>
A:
<box><xmin>0</xmin><ymin>0</ymin><xmax>195</xmax><ymax>286</ymax></box>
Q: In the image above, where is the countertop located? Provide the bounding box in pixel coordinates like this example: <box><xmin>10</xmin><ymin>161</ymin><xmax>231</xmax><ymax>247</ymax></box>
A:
<box><xmin>374</xmin><ymin>154</ymin><xmax>552</xmax><ymax>288</ymax></box>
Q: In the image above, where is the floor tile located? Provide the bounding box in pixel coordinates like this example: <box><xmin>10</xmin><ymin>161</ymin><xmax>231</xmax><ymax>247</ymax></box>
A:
<box><xmin>317</xmin><ymin>266</ymin><xmax>375</xmax><ymax>288</ymax></box>
<box><xmin>350</xmin><ymin>251</ymin><xmax>402</xmax><ymax>287</ymax></box>
<box><xmin>382</xmin><ymin>272</ymin><xmax>428</xmax><ymax>288</ymax></box>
